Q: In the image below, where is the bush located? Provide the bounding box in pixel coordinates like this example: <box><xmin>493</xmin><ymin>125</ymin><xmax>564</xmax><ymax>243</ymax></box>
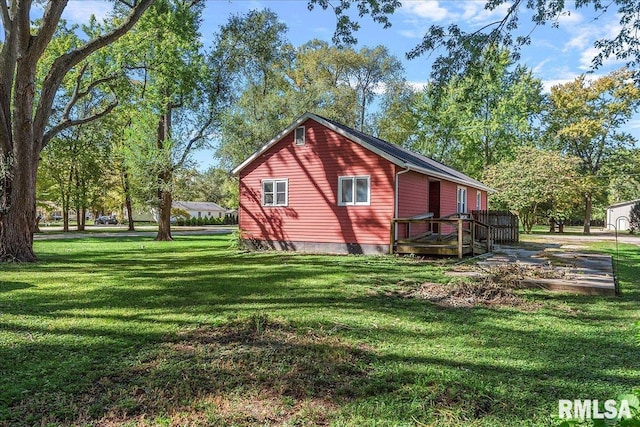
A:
<box><xmin>629</xmin><ymin>201</ymin><xmax>640</xmax><ymax>234</ymax></box>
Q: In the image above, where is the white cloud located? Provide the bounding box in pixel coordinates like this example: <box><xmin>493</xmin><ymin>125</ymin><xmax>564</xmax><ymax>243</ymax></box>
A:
<box><xmin>556</xmin><ymin>10</ymin><xmax>584</xmax><ymax>25</ymax></box>
<box><xmin>62</xmin><ymin>1</ymin><xmax>113</xmax><ymax>23</ymax></box>
<box><xmin>401</xmin><ymin>1</ymin><xmax>450</xmax><ymax>21</ymax></box>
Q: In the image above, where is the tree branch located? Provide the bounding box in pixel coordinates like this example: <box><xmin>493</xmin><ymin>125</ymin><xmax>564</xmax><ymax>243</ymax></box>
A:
<box><xmin>43</xmin><ymin>101</ymin><xmax>119</xmax><ymax>149</ymax></box>
<box><xmin>176</xmin><ymin>116</ymin><xmax>214</xmax><ymax>168</ymax></box>
<box><xmin>33</xmin><ymin>0</ymin><xmax>155</xmax><ymax>152</ymax></box>
<box><xmin>61</xmin><ymin>63</ymin><xmax>90</xmax><ymax>121</ymax></box>
<box><xmin>0</xmin><ymin>1</ymin><xmax>11</xmax><ymax>32</ymax></box>
<box><xmin>31</xmin><ymin>1</ymin><xmax>68</xmax><ymax>60</ymax></box>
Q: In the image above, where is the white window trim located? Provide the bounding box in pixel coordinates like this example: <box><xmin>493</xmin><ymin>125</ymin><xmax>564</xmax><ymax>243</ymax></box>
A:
<box><xmin>262</xmin><ymin>178</ymin><xmax>289</xmax><ymax>207</ymax></box>
<box><xmin>338</xmin><ymin>175</ymin><xmax>371</xmax><ymax>206</ymax></box>
<box><xmin>457</xmin><ymin>185</ymin><xmax>467</xmax><ymax>213</ymax></box>
<box><xmin>294</xmin><ymin>126</ymin><xmax>305</xmax><ymax>145</ymax></box>
<box><xmin>476</xmin><ymin>191</ymin><xmax>482</xmax><ymax>211</ymax></box>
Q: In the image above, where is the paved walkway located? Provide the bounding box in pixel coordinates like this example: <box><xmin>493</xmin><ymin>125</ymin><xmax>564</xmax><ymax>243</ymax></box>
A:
<box><xmin>475</xmin><ymin>243</ymin><xmax>617</xmax><ymax>296</ymax></box>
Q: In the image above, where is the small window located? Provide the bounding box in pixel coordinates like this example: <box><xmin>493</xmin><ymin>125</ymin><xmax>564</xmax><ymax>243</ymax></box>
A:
<box><xmin>476</xmin><ymin>192</ymin><xmax>482</xmax><ymax>210</ymax></box>
<box><xmin>262</xmin><ymin>179</ymin><xmax>288</xmax><ymax>207</ymax></box>
<box><xmin>338</xmin><ymin>176</ymin><xmax>370</xmax><ymax>206</ymax></box>
<box><xmin>294</xmin><ymin>126</ymin><xmax>305</xmax><ymax>145</ymax></box>
<box><xmin>457</xmin><ymin>186</ymin><xmax>467</xmax><ymax>213</ymax></box>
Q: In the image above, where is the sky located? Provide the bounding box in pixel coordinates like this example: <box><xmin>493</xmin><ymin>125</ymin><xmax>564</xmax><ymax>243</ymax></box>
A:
<box><xmin>51</xmin><ymin>1</ymin><xmax>640</xmax><ymax>169</ymax></box>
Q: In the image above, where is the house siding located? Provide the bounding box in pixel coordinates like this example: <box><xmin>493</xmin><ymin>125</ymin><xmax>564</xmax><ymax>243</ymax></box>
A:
<box><xmin>440</xmin><ymin>180</ymin><xmax>459</xmax><ymax>216</ymax></box>
<box><xmin>239</xmin><ymin>119</ymin><xmax>395</xmax><ymax>249</ymax></box>
<box><xmin>397</xmin><ymin>170</ymin><xmax>429</xmax><ymax>217</ymax></box>
<box><xmin>396</xmin><ymin>170</ymin><xmax>429</xmax><ymax>239</ymax></box>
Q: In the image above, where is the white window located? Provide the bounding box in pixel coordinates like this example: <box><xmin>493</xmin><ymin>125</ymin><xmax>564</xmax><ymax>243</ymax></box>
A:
<box><xmin>338</xmin><ymin>176</ymin><xmax>370</xmax><ymax>206</ymax></box>
<box><xmin>476</xmin><ymin>192</ymin><xmax>482</xmax><ymax>210</ymax></box>
<box><xmin>457</xmin><ymin>186</ymin><xmax>467</xmax><ymax>213</ymax></box>
<box><xmin>262</xmin><ymin>179</ymin><xmax>288</xmax><ymax>207</ymax></box>
<box><xmin>294</xmin><ymin>126</ymin><xmax>305</xmax><ymax>145</ymax></box>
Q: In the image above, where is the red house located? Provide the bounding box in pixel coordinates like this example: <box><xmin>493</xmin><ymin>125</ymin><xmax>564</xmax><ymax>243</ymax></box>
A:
<box><xmin>232</xmin><ymin>113</ymin><xmax>492</xmax><ymax>254</ymax></box>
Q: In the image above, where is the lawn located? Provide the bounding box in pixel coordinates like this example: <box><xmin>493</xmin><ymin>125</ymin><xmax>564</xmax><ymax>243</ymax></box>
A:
<box><xmin>0</xmin><ymin>235</ymin><xmax>638</xmax><ymax>426</ymax></box>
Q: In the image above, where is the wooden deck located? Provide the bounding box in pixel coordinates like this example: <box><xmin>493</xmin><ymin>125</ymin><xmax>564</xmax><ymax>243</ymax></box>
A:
<box><xmin>390</xmin><ymin>214</ymin><xmax>493</xmax><ymax>259</ymax></box>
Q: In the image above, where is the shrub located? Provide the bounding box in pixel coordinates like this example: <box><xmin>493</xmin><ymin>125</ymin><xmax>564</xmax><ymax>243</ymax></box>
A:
<box><xmin>629</xmin><ymin>201</ymin><xmax>640</xmax><ymax>234</ymax></box>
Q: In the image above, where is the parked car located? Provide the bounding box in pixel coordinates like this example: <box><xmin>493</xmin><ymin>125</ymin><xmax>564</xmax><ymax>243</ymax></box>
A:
<box><xmin>94</xmin><ymin>215</ymin><xmax>118</xmax><ymax>225</ymax></box>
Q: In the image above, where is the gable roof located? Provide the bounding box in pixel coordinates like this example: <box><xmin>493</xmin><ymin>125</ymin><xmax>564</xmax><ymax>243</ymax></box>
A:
<box><xmin>607</xmin><ymin>199</ymin><xmax>640</xmax><ymax>209</ymax></box>
<box><xmin>232</xmin><ymin>112</ymin><xmax>493</xmax><ymax>192</ymax></box>
<box><xmin>173</xmin><ymin>201</ymin><xmax>226</xmax><ymax>212</ymax></box>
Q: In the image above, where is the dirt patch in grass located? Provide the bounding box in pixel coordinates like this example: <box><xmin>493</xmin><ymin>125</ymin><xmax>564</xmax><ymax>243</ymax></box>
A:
<box><xmin>393</xmin><ymin>264</ymin><xmax>568</xmax><ymax>310</ymax></box>
<box><xmin>7</xmin><ymin>316</ymin><xmax>375</xmax><ymax>427</ymax></box>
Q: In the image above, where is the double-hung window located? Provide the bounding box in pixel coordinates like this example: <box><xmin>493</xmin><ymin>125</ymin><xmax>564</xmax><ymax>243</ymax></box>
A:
<box><xmin>338</xmin><ymin>176</ymin><xmax>370</xmax><ymax>206</ymax></box>
<box><xmin>262</xmin><ymin>179</ymin><xmax>288</xmax><ymax>207</ymax></box>
<box><xmin>476</xmin><ymin>191</ymin><xmax>482</xmax><ymax>210</ymax></box>
<box><xmin>457</xmin><ymin>186</ymin><xmax>467</xmax><ymax>213</ymax></box>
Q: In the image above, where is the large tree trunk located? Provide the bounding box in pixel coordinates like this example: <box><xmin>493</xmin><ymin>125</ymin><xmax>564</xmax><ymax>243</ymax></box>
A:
<box><xmin>0</xmin><ymin>158</ymin><xmax>37</xmax><ymax>262</ymax></box>
<box><xmin>155</xmin><ymin>187</ymin><xmax>173</xmax><ymax>241</ymax></box>
<box><xmin>0</xmin><ymin>0</ymin><xmax>155</xmax><ymax>262</ymax></box>
<box><xmin>583</xmin><ymin>193</ymin><xmax>592</xmax><ymax>234</ymax></box>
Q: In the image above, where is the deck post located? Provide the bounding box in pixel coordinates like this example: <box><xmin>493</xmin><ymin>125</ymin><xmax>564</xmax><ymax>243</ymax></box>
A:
<box><xmin>389</xmin><ymin>220</ymin><xmax>396</xmax><ymax>255</ymax></box>
<box><xmin>457</xmin><ymin>219</ymin><xmax>463</xmax><ymax>260</ymax></box>
<box><xmin>471</xmin><ymin>220</ymin><xmax>476</xmax><ymax>256</ymax></box>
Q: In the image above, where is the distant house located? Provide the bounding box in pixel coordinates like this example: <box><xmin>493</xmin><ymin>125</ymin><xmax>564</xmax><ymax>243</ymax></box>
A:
<box><xmin>232</xmin><ymin>112</ymin><xmax>492</xmax><ymax>254</ymax></box>
<box><xmin>125</xmin><ymin>201</ymin><xmax>228</xmax><ymax>222</ymax></box>
<box><xmin>606</xmin><ymin>199</ymin><xmax>640</xmax><ymax>231</ymax></box>
<box><xmin>172</xmin><ymin>201</ymin><xmax>227</xmax><ymax>219</ymax></box>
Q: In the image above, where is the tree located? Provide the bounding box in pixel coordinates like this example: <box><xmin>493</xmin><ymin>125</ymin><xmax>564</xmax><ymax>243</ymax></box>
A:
<box><xmin>483</xmin><ymin>147</ymin><xmax>584</xmax><ymax>233</ymax></box>
<box><xmin>410</xmin><ymin>48</ymin><xmax>543</xmax><ymax>178</ymax></box>
<box><xmin>0</xmin><ymin>0</ymin><xmax>154</xmax><ymax>261</ymax></box>
<box><xmin>629</xmin><ymin>201</ymin><xmax>640</xmax><ymax>234</ymax></box>
<box><xmin>371</xmin><ymin>80</ymin><xmax>419</xmax><ymax>146</ymax></box>
<box><xmin>172</xmin><ymin>167</ymin><xmax>238</xmax><ymax>208</ymax></box>
<box><xmin>39</xmin><ymin>119</ymin><xmax>110</xmax><ymax>232</ymax></box>
<box><xmin>215</xmin><ymin>11</ymin><xmax>406</xmax><ymax>168</ymax></box>
<box><xmin>405</xmin><ymin>0</ymin><xmax>640</xmax><ymax>83</ymax></box>
<box><xmin>603</xmin><ymin>148</ymin><xmax>640</xmax><ymax>204</ymax></box>
<box><xmin>344</xmin><ymin>45</ymin><xmax>403</xmax><ymax>131</ymax></box>
<box><xmin>546</xmin><ymin>69</ymin><xmax>640</xmax><ymax>233</ymax></box>
<box><xmin>117</xmin><ymin>0</ymin><xmax>224</xmax><ymax>241</ymax></box>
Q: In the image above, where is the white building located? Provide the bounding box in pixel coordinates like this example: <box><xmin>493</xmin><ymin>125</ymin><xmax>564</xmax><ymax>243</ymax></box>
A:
<box><xmin>125</xmin><ymin>201</ymin><xmax>229</xmax><ymax>222</ymax></box>
<box><xmin>606</xmin><ymin>199</ymin><xmax>639</xmax><ymax>231</ymax></box>
<box><xmin>172</xmin><ymin>201</ymin><xmax>227</xmax><ymax>219</ymax></box>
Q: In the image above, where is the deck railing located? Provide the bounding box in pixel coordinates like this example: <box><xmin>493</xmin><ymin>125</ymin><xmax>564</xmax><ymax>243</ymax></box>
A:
<box><xmin>390</xmin><ymin>215</ymin><xmax>493</xmax><ymax>259</ymax></box>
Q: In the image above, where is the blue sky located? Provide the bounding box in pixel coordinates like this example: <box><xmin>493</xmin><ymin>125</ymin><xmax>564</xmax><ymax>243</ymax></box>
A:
<box><xmin>55</xmin><ymin>0</ymin><xmax>640</xmax><ymax>169</ymax></box>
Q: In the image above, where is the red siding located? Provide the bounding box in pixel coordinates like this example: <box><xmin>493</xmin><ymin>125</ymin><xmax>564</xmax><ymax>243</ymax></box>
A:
<box><xmin>396</xmin><ymin>170</ymin><xmax>429</xmax><ymax>239</ymax></box>
<box><xmin>440</xmin><ymin>180</ymin><xmax>459</xmax><ymax>216</ymax></box>
<box><xmin>239</xmin><ymin>119</ymin><xmax>395</xmax><ymax>245</ymax></box>
<box><xmin>468</xmin><ymin>188</ymin><xmax>487</xmax><ymax>211</ymax></box>
<box><xmin>397</xmin><ymin>170</ymin><xmax>429</xmax><ymax>217</ymax></box>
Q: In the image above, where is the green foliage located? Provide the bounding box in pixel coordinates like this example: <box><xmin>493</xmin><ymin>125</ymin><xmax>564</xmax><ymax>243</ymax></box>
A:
<box><xmin>629</xmin><ymin>202</ymin><xmax>640</xmax><ymax>234</ymax></box>
<box><xmin>214</xmin><ymin>11</ymin><xmax>406</xmax><ymax>168</ymax></box>
<box><xmin>546</xmin><ymin>69</ymin><xmax>640</xmax><ymax>232</ymax></box>
<box><xmin>172</xmin><ymin>168</ymin><xmax>238</xmax><ymax>208</ymax></box>
<box><xmin>483</xmin><ymin>147</ymin><xmax>584</xmax><ymax>233</ymax></box>
<box><xmin>410</xmin><ymin>48</ymin><xmax>543</xmax><ymax>178</ymax></box>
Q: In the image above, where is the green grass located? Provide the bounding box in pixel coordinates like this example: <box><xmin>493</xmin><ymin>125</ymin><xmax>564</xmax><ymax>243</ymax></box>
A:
<box><xmin>0</xmin><ymin>235</ymin><xmax>638</xmax><ymax>426</ymax></box>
